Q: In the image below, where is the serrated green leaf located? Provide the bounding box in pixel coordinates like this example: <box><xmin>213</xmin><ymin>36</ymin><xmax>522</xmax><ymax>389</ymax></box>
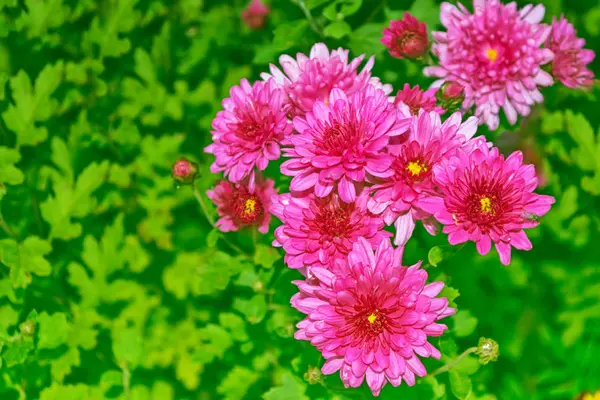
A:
<box><xmin>428</xmin><ymin>244</ymin><xmax>464</xmax><ymax>267</ymax></box>
<box><xmin>113</xmin><ymin>327</ymin><xmax>143</xmax><ymax>367</ymax></box>
<box><xmin>449</xmin><ymin>370</ymin><xmax>472</xmax><ymax>400</ymax></box>
<box><xmin>263</xmin><ymin>372</ymin><xmax>309</xmax><ymax>400</ymax></box>
<box><xmin>324</xmin><ymin>20</ymin><xmax>351</xmax><ymax>39</ymax></box>
<box><xmin>2</xmin><ymin>336</ymin><xmax>34</xmax><ymax>367</ymax></box>
<box><xmin>38</xmin><ymin>312</ymin><xmax>70</xmax><ymax>349</ymax></box>
<box><xmin>0</xmin><ymin>236</ymin><xmax>52</xmax><ymax>288</ymax></box>
<box><xmin>217</xmin><ymin>366</ymin><xmax>260</xmax><ymax>400</ymax></box>
<box><xmin>219</xmin><ymin>313</ymin><xmax>249</xmax><ymax>342</ymax></box>
<box><xmin>349</xmin><ymin>23</ymin><xmax>386</xmax><ymax>57</ymax></box>
<box><xmin>452</xmin><ymin>310</ymin><xmax>478</xmax><ymax>338</ymax></box>
<box><xmin>0</xmin><ymin>147</ymin><xmax>24</xmax><ymax>185</ymax></box>
<box><xmin>254</xmin><ymin>244</ymin><xmax>282</xmax><ymax>269</ymax></box>
<box><xmin>15</xmin><ymin>0</ymin><xmax>70</xmax><ymax>38</ymax></box>
<box><xmin>234</xmin><ymin>294</ymin><xmax>267</xmax><ymax>324</ymax></box>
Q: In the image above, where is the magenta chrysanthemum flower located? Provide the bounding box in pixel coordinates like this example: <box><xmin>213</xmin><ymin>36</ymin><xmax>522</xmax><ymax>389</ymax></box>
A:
<box><xmin>381</xmin><ymin>12</ymin><xmax>430</xmax><ymax>59</ymax></box>
<box><xmin>271</xmin><ymin>193</ymin><xmax>390</xmax><ymax>274</ymax></box>
<box><xmin>281</xmin><ymin>86</ymin><xmax>410</xmax><ymax>203</ymax></box>
<box><xmin>241</xmin><ymin>0</ymin><xmax>269</xmax><ymax>30</ymax></box>
<box><xmin>393</xmin><ymin>84</ymin><xmax>445</xmax><ymax>115</ymax></box>
<box><xmin>425</xmin><ymin>0</ymin><xmax>554</xmax><ymax>130</ymax></box>
<box><xmin>205</xmin><ymin>78</ymin><xmax>292</xmax><ymax>185</ymax></box>
<box><xmin>367</xmin><ymin>111</ymin><xmax>479</xmax><ymax>245</ymax></box>
<box><xmin>261</xmin><ymin>43</ymin><xmax>392</xmax><ymax>117</ymax></box>
<box><xmin>207</xmin><ymin>178</ymin><xmax>277</xmax><ymax>234</ymax></box>
<box><xmin>420</xmin><ymin>141</ymin><xmax>555</xmax><ymax>265</ymax></box>
<box><xmin>291</xmin><ymin>238</ymin><xmax>455</xmax><ymax>396</ymax></box>
<box><xmin>545</xmin><ymin>15</ymin><xmax>595</xmax><ymax>88</ymax></box>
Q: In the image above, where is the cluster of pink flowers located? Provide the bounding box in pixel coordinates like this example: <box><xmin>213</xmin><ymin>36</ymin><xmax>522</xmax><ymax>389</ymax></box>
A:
<box><xmin>198</xmin><ymin>0</ymin><xmax>594</xmax><ymax>395</ymax></box>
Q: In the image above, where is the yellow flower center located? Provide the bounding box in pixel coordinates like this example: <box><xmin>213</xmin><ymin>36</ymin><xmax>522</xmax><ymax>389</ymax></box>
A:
<box><xmin>480</xmin><ymin>196</ymin><xmax>493</xmax><ymax>214</ymax></box>
<box><xmin>583</xmin><ymin>392</ymin><xmax>600</xmax><ymax>400</ymax></box>
<box><xmin>367</xmin><ymin>312</ymin><xmax>377</xmax><ymax>324</ymax></box>
<box><xmin>243</xmin><ymin>198</ymin><xmax>256</xmax><ymax>215</ymax></box>
<box><xmin>406</xmin><ymin>161</ymin><xmax>427</xmax><ymax>177</ymax></box>
<box><xmin>485</xmin><ymin>48</ymin><xmax>498</xmax><ymax>63</ymax></box>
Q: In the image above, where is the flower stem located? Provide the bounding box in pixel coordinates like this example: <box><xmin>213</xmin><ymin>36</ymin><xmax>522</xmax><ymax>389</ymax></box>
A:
<box><xmin>0</xmin><ymin>211</ymin><xmax>17</xmax><ymax>240</ymax></box>
<box><xmin>292</xmin><ymin>0</ymin><xmax>323</xmax><ymax>36</ymax></box>
<box><xmin>430</xmin><ymin>347</ymin><xmax>477</xmax><ymax>377</ymax></box>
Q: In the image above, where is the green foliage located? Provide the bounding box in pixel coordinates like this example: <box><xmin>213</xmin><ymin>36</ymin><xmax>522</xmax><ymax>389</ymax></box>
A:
<box><xmin>0</xmin><ymin>0</ymin><xmax>598</xmax><ymax>399</ymax></box>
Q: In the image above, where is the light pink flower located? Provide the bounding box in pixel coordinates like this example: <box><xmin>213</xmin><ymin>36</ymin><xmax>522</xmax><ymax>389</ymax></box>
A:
<box><xmin>545</xmin><ymin>15</ymin><xmax>595</xmax><ymax>88</ymax></box>
<box><xmin>281</xmin><ymin>86</ymin><xmax>410</xmax><ymax>203</ymax></box>
<box><xmin>271</xmin><ymin>193</ymin><xmax>390</xmax><ymax>275</ymax></box>
<box><xmin>425</xmin><ymin>0</ymin><xmax>554</xmax><ymax>130</ymax></box>
<box><xmin>205</xmin><ymin>78</ymin><xmax>292</xmax><ymax>186</ymax></box>
<box><xmin>242</xmin><ymin>0</ymin><xmax>269</xmax><ymax>30</ymax></box>
<box><xmin>207</xmin><ymin>178</ymin><xmax>277</xmax><ymax>234</ymax></box>
<box><xmin>367</xmin><ymin>111</ymin><xmax>479</xmax><ymax>245</ymax></box>
<box><xmin>393</xmin><ymin>84</ymin><xmax>445</xmax><ymax>115</ymax></box>
<box><xmin>381</xmin><ymin>12</ymin><xmax>430</xmax><ymax>59</ymax></box>
<box><xmin>291</xmin><ymin>237</ymin><xmax>455</xmax><ymax>396</ymax></box>
<box><xmin>420</xmin><ymin>141</ymin><xmax>555</xmax><ymax>265</ymax></box>
<box><xmin>261</xmin><ymin>43</ymin><xmax>392</xmax><ymax>117</ymax></box>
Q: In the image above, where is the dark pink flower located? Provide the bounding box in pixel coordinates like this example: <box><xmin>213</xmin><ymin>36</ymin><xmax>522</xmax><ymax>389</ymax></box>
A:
<box><xmin>281</xmin><ymin>86</ymin><xmax>410</xmax><ymax>203</ymax></box>
<box><xmin>242</xmin><ymin>0</ymin><xmax>269</xmax><ymax>30</ymax></box>
<box><xmin>271</xmin><ymin>193</ymin><xmax>390</xmax><ymax>274</ymax></box>
<box><xmin>425</xmin><ymin>0</ymin><xmax>554</xmax><ymax>130</ymax></box>
<box><xmin>420</xmin><ymin>141</ymin><xmax>555</xmax><ymax>265</ymax></box>
<box><xmin>381</xmin><ymin>12</ymin><xmax>430</xmax><ymax>59</ymax></box>
<box><xmin>291</xmin><ymin>238</ymin><xmax>455</xmax><ymax>396</ymax></box>
<box><xmin>393</xmin><ymin>84</ymin><xmax>445</xmax><ymax>115</ymax></box>
<box><xmin>367</xmin><ymin>111</ymin><xmax>479</xmax><ymax>245</ymax></box>
<box><xmin>205</xmin><ymin>79</ymin><xmax>292</xmax><ymax>186</ymax></box>
<box><xmin>546</xmin><ymin>15</ymin><xmax>595</xmax><ymax>88</ymax></box>
<box><xmin>207</xmin><ymin>178</ymin><xmax>277</xmax><ymax>234</ymax></box>
<box><xmin>261</xmin><ymin>43</ymin><xmax>392</xmax><ymax>118</ymax></box>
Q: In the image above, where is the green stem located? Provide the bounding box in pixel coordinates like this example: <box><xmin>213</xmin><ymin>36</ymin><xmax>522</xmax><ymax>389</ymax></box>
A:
<box><xmin>430</xmin><ymin>347</ymin><xmax>477</xmax><ymax>377</ymax></box>
<box><xmin>0</xmin><ymin>211</ymin><xmax>17</xmax><ymax>240</ymax></box>
<box><xmin>292</xmin><ymin>0</ymin><xmax>323</xmax><ymax>36</ymax></box>
<box><xmin>121</xmin><ymin>363</ymin><xmax>131</xmax><ymax>400</ymax></box>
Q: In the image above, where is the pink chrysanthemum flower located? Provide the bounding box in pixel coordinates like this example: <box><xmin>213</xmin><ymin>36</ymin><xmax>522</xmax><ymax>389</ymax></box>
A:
<box><xmin>206</xmin><ymin>178</ymin><xmax>277</xmax><ymax>234</ymax></box>
<box><xmin>261</xmin><ymin>43</ymin><xmax>392</xmax><ymax>117</ymax></box>
<box><xmin>281</xmin><ymin>86</ymin><xmax>410</xmax><ymax>203</ymax></box>
<box><xmin>205</xmin><ymin>78</ymin><xmax>292</xmax><ymax>186</ymax></box>
<box><xmin>393</xmin><ymin>84</ymin><xmax>445</xmax><ymax>115</ymax></box>
<box><xmin>381</xmin><ymin>12</ymin><xmax>430</xmax><ymax>59</ymax></box>
<box><xmin>420</xmin><ymin>141</ymin><xmax>555</xmax><ymax>265</ymax></box>
<box><xmin>425</xmin><ymin>0</ymin><xmax>554</xmax><ymax>130</ymax></box>
<box><xmin>271</xmin><ymin>193</ymin><xmax>390</xmax><ymax>274</ymax></box>
<box><xmin>545</xmin><ymin>15</ymin><xmax>595</xmax><ymax>88</ymax></box>
<box><xmin>241</xmin><ymin>0</ymin><xmax>269</xmax><ymax>30</ymax></box>
<box><xmin>367</xmin><ymin>111</ymin><xmax>479</xmax><ymax>245</ymax></box>
<box><xmin>291</xmin><ymin>238</ymin><xmax>455</xmax><ymax>396</ymax></box>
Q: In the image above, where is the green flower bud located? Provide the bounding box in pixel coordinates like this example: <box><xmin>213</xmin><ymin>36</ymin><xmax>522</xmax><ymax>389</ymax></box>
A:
<box><xmin>304</xmin><ymin>365</ymin><xmax>323</xmax><ymax>385</ymax></box>
<box><xmin>19</xmin><ymin>320</ymin><xmax>36</xmax><ymax>337</ymax></box>
<box><xmin>476</xmin><ymin>337</ymin><xmax>499</xmax><ymax>365</ymax></box>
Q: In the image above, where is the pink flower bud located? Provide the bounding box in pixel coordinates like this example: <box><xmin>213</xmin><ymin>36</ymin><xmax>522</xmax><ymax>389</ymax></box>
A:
<box><xmin>172</xmin><ymin>158</ymin><xmax>198</xmax><ymax>185</ymax></box>
<box><xmin>242</xmin><ymin>0</ymin><xmax>269</xmax><ymax>30</ymax></box>
<box><xmin>381</xmin><ymin>13</ymin><xmax>429</xmax><ymax>59</ymax></box>
<box><xmin>436</xmin><ymin>81</ymin><xmax>465</xmax><ymax>113</ymax></box>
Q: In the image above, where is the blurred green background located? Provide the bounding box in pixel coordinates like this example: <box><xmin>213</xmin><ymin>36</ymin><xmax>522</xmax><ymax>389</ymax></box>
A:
<box><xmin>0</xmin><ymin>0</ymin><xmax>599</xmax><ymax>399</ymax></box>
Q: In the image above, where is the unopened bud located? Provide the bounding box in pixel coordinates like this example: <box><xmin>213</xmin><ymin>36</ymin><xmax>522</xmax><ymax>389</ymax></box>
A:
<box><xmin>172</xmin><ymin>158</ymin><xmax>198</xmax><ymax>185</ymax></box>
<box><xmin>476</xmin><ymin>337</ymin><xmax>499</xmax><ymax>365</ymax></box>
<box><xmin>304</xmin><ymin>365</ymin><xmax>323</xmax><ymax>385</ymax></box>
<box><xmin>242</xmin><ymin>0</ymin><xmax>269</xmax><ymax>30</ymax></box>
<box><xmin>381</xmin><ymin>13</ymin><xmax>430</xmax><ymax>59</ymax></box>
<box><xmin>437</xmin><ymin>81</ymin><xmax>465</xmax><ymax>113</ymax></box>
<box><xmin>19</xmin><ymin>320</ymin><xmax>36</xmax><ymax>336</ymax></box>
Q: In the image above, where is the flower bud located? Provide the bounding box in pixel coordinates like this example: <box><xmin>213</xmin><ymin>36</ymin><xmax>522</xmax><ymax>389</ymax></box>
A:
<box><xmin>476</xmin><ymin>337</ymin><xmax>499</xmax><ymax>365</ymax></box>
<box><xmin>242</xmin><ymin>0</ymin><xmax>269</xmax><ymax>30</ymax></box>
<box><xmin>381</xmin><ymin>13</ymin><xmax>429</xmax><ymax>59</ymax></box>
<box><xmin>304</xmin><ymin>365</ymin><xmax>323</xmax><ymax>385</ymax></box>
<box><xmin>19</xmin><ymin>320</ymin><xmax>36</xmax><ymax>336</ymax></box>
<box><xmin>172</xmin><ymin>158</ymin><xmax>199</xmax><ymax>185</ymax></box>
<box><xmin>436</xmin><ymin>81</ymin><xmax>465</xmax><ymax>113</ymax></box>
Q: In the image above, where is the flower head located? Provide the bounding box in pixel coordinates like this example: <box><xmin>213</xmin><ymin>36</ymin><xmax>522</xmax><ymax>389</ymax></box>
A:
<box><xmin>242</xmin><ymin>0</ymin><xmax>269</xmax><ymax>30</ymax></box>
<box><xmin>271</xmin><ymin>193</ymin><xmax>390</xmax><ymax>274</ymax></box>
<box><xmin>545</xmin><ymin>15</ymin><xmax>595</xmax><ymax>88</ymax></box>
<box><xmin>291</xmin><ymin>238</ymin><xmax>455</xmax><ymax>396</ymax></box>
<box><xmin>172</xmin><ymin>158</ymin><xmax>199</xmax><ymax>185</ymax></box>
<box><xmin>261</xmin><ymin>43</ymin><xmax>392</xmax><ymax>117</ymax></box>
<box><xmin>207</xmin><ymin>178</ymin><xmax>277</xmax><ymax>234</ymax></box>
<box><xmin>436</xmin><ymin>81</ymin><xmax>466</xmax><ymax>113</ymax></box>
<box><xmin>381</xmin><ymin>12</ymin><xmax>430</xmax><ymax>59</ymax></box>
<box><xmin>393</xmin><ymin>84</ymin><xmax>445</xmax><ymax>115</ymax></box>
<box><xmin>476</xmin><ymin>337</ymin><xmax>499</xmax><ymax>365</ymax></box>
<box><xmin>282</xmin><ymin>86</ymin><xmax>410</xmax><ymax>203</ymax></box>
<box><xmin>367</xmin><ymin>111</ymin><xmax>479</xmax><ymax>244</ymax></box>
<box><xmin>420</xmin><ymin>141</ymin><xmax>555</xmax><ymax>265</ymax></box>
<box><xmin>425</xmin><ymin>0</ymin><xmax>554</xmax><ymax>130</ymax></box>
<box><xmin>205</xmin><ymin>78</ymin><xmax>292</xmax><ymax>185</ymax></box>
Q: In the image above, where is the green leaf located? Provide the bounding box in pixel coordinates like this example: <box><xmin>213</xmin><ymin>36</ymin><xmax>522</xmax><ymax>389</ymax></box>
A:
<box><xmin>2</xmin><ymin>336</ymin><xmax>34</xmax><ymax>367</ymax></box>
<box><xmin>428</xmin><ymin>245</ymin><xmax>463</xmax><ymax>267</ymax></box>
<box><xmin>324</xmin><ymin>20</ymin><xmax>352</xmax><ymax>39</ymax></box>
<box><xmin>112</xmin><ymin>327</ymin><xmax>143</xmax><ymax>367</ymax></box>
<box><xmin>0</xmin><ymin>147</ymin><xmax>24</xmax><ymax>185</ymax></box>
<box><xmin>263</xmin><ymin>372</ymin><xmax>309</xmax><ymax>400</ymax></box>
<box><xmin>219</xmin><ymin>313</ymin><xmax>249</xmax><ymax>342</ymax></box>
<box><xmin>207</xmin><ymin>229</ymin><xmax>220</xmax><ymax>248</ymax></box>
<box><xmin>449</xmin><ymin>370</ymin><xmax>472</xmax><ymax>400</ymax></box>
<box><xmin>15</xmin><ymin>0</ymin><xmax>70</xmax><ymax>38</ymax></box>
<box><xmin>541</xmin><ymin>110</ymin><xmax>564</xmax><ymax>135</ymax></box>
<box><xmin>452</xmin><ymin>310</ymin><xmax>478</xmax><ymax>338</ymax></box>
<box><xmin>233</xmin><ymin>294</ymin><xmax>268</xmax><ymax>324</ymax></box>
<box><xmin>217</xmin><ymin>366</ymin><xmax>259</xmax><ymax>400</ymax></box>
<box><xmin>409</xmin><ymin>0</ymin><xmax>440</xmax><ymax>30</ymax></box>
<box><xmin>323</xmin><ymin>0</ymin><xmax>362</xmax><ymax>20</ymax></box>
<box><xmin>2</xmin><ymin>62</ymin><xmax>64</xmax><ymax>146</ymax></box>
<box><xmin>254</xmin><ymin>244</ymin><xmax>282</xmax><ymax>269</ymax></box>
<box><xmin>38</xmin><ymin>312</ymin><xmax>70</xmax><ymax>349</ymax></box>
<box><xmin>0</xmin><ymin>237</ymin><xmax>52</xmax><ymax>288</ymax></box>
<box><xmin>349</xmin><ymin>23</ymin><xmax>386</xmax><ymax>57</ymax></box>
